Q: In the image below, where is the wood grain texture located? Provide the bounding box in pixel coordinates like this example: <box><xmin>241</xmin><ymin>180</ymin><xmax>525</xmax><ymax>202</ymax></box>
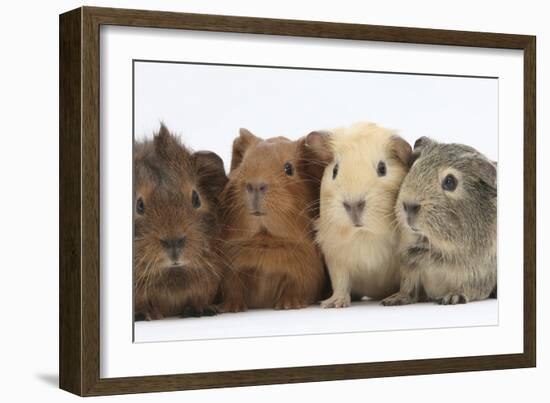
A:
<box><xmin>84</xmin><ymin>6</ymin><xmax>531</xmax><ymax>49</ymax></box>
<box><xmin>81</xmin><ymin>6</ymin><xmax>102</xmax><ymax>396</ymax></box>
<box><xmin>59</xmin><ymin>8</ymin><xmax>82</xmax><ymax>396</ymax></box>
<box><xmin>523</xmin><ymin>38</ymin><xmax>536</xmax><ymax>367</ymax></box>
<box><xmin>58</xmin><ymin>6</ymin><xmax>537</xmax><ymax>396</ymax></box>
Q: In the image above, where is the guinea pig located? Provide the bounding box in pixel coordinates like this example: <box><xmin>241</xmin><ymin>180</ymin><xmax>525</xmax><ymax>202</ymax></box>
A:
<box><xmin>218</xmin><ymin>128</ymin><xmax>327</xmax><ymax>312</ymax></box>
<box><xmin>382</xmin><ymin>137</ymin><xmax>497</xmax><ymax>306</ymax></box>
<box><xmin>306</xmin><ymin>122</ymin><xmax>412</xmax><ymax>308</ymax></box>
<box><xmin>133</xmin><ymin>124</ymin><xmax>228</xmax><ymax>320</ymax></box>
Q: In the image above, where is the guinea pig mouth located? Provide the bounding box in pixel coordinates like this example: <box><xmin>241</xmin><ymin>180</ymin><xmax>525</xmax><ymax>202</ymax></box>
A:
<box><xmin>251</xmin><ymin>211</ymin><xmax>266</xmax><ymax>217</ymax></box>
<box><xmin>406</xmin><ymin>222</ymin><xmax>425</xmax><ymax>235</ymax></box>
<box><xmin>402</xmin><ymin>215</ymin><xmax>421</xmax><ymax>232</ymax></box>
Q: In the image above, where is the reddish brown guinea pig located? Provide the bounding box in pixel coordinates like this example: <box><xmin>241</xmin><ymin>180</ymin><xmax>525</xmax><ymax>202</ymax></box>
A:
<box><xmin>134</xmin><ymin>124</ymin><xmax>228</xmax><ymax>320</ymax></box>
<box><xmin>218</xmin><ymin>128</ymin><xmax>327</xmax><ymax>312</ymax></box>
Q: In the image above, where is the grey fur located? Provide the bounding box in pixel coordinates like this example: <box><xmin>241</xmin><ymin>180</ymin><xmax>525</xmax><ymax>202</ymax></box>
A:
<box><xmin>382</xmin><ymin>137</ymin><xmax>497</xmax><ymax>306</ymax></box>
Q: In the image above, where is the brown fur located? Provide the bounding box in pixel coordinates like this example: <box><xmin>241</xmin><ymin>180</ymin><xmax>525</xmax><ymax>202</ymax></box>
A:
<box><xmin>218</xmin><ymin>129</ymin><xmax>327</xmax><ymax>312</ymax></box>
<box><xmin>133</xmin><ymin>124</ymin><xmax>228</xmax><ymax>320</ymax></box>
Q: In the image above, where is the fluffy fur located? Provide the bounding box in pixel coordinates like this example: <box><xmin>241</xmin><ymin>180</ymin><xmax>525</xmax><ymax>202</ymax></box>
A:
<box><xmin>133</xmin><ymin>124</ymin><xmax>228</xmax><ymax>320</ymax></box>
<box><xmin>218</xmin><ymin>128</ymin><xmax>327</xmax><ymax>312</ymax></box>
<box><xmin>382</xmin><ymin>137</ymin><xmax>497</xmax><ymax>306</ymax></box>
<box><xmin>307</xmin><ymin>122</ymin><xmax>412</xmax><ymax>308</ymax></box>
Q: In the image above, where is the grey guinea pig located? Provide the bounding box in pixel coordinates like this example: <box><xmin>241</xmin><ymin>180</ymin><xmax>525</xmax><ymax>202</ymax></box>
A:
<box><xmin>382</xmin><ymin>136</ymin><xmax>497</xmax><ymax>306</ymax></box>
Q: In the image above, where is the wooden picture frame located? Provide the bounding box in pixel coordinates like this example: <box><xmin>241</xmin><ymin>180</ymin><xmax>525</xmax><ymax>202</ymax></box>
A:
<box><xmin>59</xmin><ymin>6</ymin><xmax>536</xmax><ymax>396</ymax></box>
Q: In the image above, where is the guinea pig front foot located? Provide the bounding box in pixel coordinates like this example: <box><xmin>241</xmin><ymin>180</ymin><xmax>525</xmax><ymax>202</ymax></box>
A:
<box><xmin>274</xmin><ymin>296</ymin><xmax>310</xmax><ymax>310</ymax></box>
<box><xmin>381</xmin><ymin>292</ymin><xmax>415</xmax><ymax>306</ymax></box>
<box><xmin>135</xmin><ymin>311</ymin><xmax>164</xmax><ymax>321</ymax></box>
<box><xmin>320</xmin><ymin>294</ymin><xmax>351</xmax><ymax>309</ymax></box>
<box><xmin>217</xmin><ymin>300</ymin><xmax>248</xmax><ymax>313</ymax></box>
<box><xmin>134</xmin><ymin>313</ymin><xmax>147</xmax><ymax>321</ymax></box>
<box><xmin>435</xmin><ymin>293</ymin><xmax>469</xmax><ymax>305</ymax></box>
<box><xmin>180</xmin><ymin>306</ymin><xmax>218</xmax><ymax>318</ymax></box>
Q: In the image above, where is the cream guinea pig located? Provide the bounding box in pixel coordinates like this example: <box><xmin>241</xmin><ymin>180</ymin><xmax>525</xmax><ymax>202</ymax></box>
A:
<box><xmin>306</xmin><ymin>122</ymin><xmax>412</xmax><ymax>308</ymax></box>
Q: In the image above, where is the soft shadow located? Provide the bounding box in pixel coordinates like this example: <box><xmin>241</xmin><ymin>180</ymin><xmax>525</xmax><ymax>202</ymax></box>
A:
<box><xmin>36</xmin><ymin>373</ymin><xmax>58</xmax><ymax>387</ymax></box>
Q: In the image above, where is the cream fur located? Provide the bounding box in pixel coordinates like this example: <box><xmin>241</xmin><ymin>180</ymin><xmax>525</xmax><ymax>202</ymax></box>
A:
<box><xmin>316</xmin><ymin>122</ymin><xmax>409</xmax><ymax>307</ymax></box>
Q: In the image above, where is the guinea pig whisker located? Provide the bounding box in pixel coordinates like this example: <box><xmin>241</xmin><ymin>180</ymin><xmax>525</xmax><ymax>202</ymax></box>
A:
<box><xmin>287</xmin><ymin>202</ymin><xmax>321</xmax><ymax>221</ymax></box>
<box><xmin>135</xmin><ymin>247</ymin><xmax>157</xmax><ymax>272</ymax></box>
<box><xmin>268</xmin><ymin>206</ymin><xmax>313</xmax><ymax>239</ymax></box>
<box><xmin>138</xmin><ymin>254</ymin><xmax>159</xmax><ymax>292</ymax></box>
<box><xmin>295</xmin><ymin>157</ymin><xmax>329</xmax><ymax>168</ymax></box>
<box><xmin>220</xmin><ymin>200</ymin><xmax>247</xmax><ymax>218</ymax></box>
<box><xmin>210</xmin><ymin>245</ymin><xmax>233</xmax><ymax>265</ymax></box>
<box><xmin>222</xmin><ymin>226</ymin><xmax>251</xmax><ymax>234</ymax></box>
<box><xmin>387</xmin><ymin>215</ymin><xmax>401</xmax><ymax>232</ymax></box>
<box><xmin>198</xmin><ymin>255</ymin><xmax>222</xmax><ymax>280</ymax></box>
<box><xmin>268</xmin><ymin>188</ymin><xmax>319</xmax><ymax>208</ymax></box>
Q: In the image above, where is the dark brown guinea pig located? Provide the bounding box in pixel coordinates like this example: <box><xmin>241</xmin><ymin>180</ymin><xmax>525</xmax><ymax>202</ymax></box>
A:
<box><xmin>134</xmin><ymin>124</ymin><xmax>228</xmax><ymax>320</ymax></box>
<box><xmin>218</xmin><ymin>128</ymin><xmax>327</xmax><ymax>312</ymax></box>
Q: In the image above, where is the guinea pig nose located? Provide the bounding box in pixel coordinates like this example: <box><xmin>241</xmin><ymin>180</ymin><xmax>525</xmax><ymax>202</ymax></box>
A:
<box><xmin>403</xmin><ymin>202</ymin><xmax>421</xmax><ymax>215</ymax></box>
<box><xmin>258</xmin><ymin>182</ymin><xmax>268</xmax><ymax>194</ymax></box>
<box><xmin>343</xmin><ymin>199</ymin><xmax>366</xmax><ymax>226</ymax></box>
<box><xmin>160</xmin><ymin>237</ymin><xmax>186</xmax><ymax>250</ymax></box>
<box><xmin>343</xmin><ymin>200</ymin><xmax>365</xmax><ymax>213</ymax></box>
<box><xmin>246</xmin><ymin>182</ymin><xmax>269</xmax><ymax>194</ymax></box>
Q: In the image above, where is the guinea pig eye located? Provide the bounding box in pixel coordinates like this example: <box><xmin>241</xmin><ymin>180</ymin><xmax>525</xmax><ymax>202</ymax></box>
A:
<box><xmin>136</xmin><ymin>197</ymin><xmax>145</xmax><ymax>215</ymax></box>
<box><xmin>442</xmin><ymin>174</ymin><xmax>458</xmax><ymax>192</ymax></box>
<box><xmin>284</xmin><ymin>162</ymin><xmax>294</xmax><ymax>176</ymax></box>
<box><xmin>332</xmin><ymin>163</ymin><xmax>339</xmax><ymax>180</ymax></box>
<box><xmin>377</xmin><ymin>161</ymin><xmax>387</xmax><ymax>177</ymax></box>
<box><xmin>191</xmin><ymin>190</ymin><xmax>201</xmax><ymax>209</ymax></box>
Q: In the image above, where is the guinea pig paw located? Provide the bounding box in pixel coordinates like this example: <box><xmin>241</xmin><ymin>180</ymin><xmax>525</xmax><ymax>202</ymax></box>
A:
<box><xmin>217</xmin><ymin>301</ymin><xmax>248</xmax><ymax>313</ymax></box>
<box><xmin>320</xmin><ymin>294</ymin><xmax>351</xmax><ymax>309</ymax></box>
<box><xmin>436</xmin><ymin>293</ymin><xmax>469</xmax><ymax>305</ymax></box>
<box><xmin>200</xmin><ymin>306</ymin><xmax>218</xmax><ymax>316</ymax></box>
<box><xmin>143</xmin><ymin>311</ymin><xmax>164</xmax><ymax>321</ymax></box>
<box><xmin>181</xmin><ymin>306</ymin><xmax>218</xmax><ymax>318</ymax></box>
<box><xmin>381</xmin><ymin>293</ymin><xmax>413</xmax><ymax>306</ymax></box>
<box><xmin>274</xmin><ymin>298</ymin><xmax>309</xmax><ymax>310</ymax></box>
<box><xmin>134</xmin><ymin>313</ymin><xmax>147</xmax><ymax>322</ymax></box>
<box><xmin>180</xmin><ymin>307</ymin><xmax>202</xmax><ymax>318</ymax></box>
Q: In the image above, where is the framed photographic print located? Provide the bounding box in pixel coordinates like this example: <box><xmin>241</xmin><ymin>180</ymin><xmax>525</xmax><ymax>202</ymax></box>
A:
<box><xmin>59</xmin><ymin>6</ymin><xmax>536</xmax><ymax>396</ymax></box>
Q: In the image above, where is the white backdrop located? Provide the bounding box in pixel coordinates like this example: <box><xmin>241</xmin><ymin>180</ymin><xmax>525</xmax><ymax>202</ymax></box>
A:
<box><xmin>104</xmin><ymin>25</ymin><xmax>521</xmax><ymax>377</ymax></box>
<box><xmin>128</xmin><ymin>37</ymin><xmax>501</xmax><ymax>349</ymax></box>
<box><xmin>135</xmin><ymin>60</ymin><xmax>498</xmax><ymax>167</ymax></box>
<box><xmin>0</xmin><ymin>1</ymin><xmax>547</xmax><ymax>403</ymax></box>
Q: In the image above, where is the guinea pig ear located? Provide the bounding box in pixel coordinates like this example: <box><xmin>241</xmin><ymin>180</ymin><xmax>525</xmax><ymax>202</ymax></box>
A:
<box><xmin>304</xmin><ymin>130</ymin><xmax>334</xmax><ymax>165</ymax></box>
<box><xmin>476</xmin><ymin>158</ymin><xmax>497</xmax><ymax>190</ymax></box>
<box><xmin>413</xmin><ymin>136</ymin><xmax>435</xmax><ymax>150</ymax></box>
<box><xmin>153</xmin><ymin>123</ymin><xmax>189</xmax><ymax>163</ymax></box>
<box><xmin>298</xmin><ymin>131</ymin><xmax>334</xmax><ymax>186</ymax></box>
<box><xmin>408</xmin><ymin>136</ymin><xmax>435</xmax><ymax>167</ymax></box>
<box><xmin>230</xmin><ymin>128</ymin><xmax>261</xmax><ymax>171</ymax></box>
<box><xmin>192</xmin><ymin>151</ymin><xmax>229</xmax><ymax>198</ymax></box>
<box><xmin>389</xmin><ymin>135</ymin><xmax>412</xmax><ymax>167</ymax></box>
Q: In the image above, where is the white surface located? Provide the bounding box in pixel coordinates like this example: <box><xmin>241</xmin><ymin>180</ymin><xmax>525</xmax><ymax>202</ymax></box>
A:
<box><xmin>101</xmin><ymin>24</ymin><xmax>522</xmax><ymax>378</ymax></box>
<box><xmin>1</xmin><ymin>1</ymin><xmax>548</xmax><ymax>403</ymax></box>
<box><xmin>135</xmin><ymin>300</ymin><xmax>499</xmax><ymax>342</ymax></box>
